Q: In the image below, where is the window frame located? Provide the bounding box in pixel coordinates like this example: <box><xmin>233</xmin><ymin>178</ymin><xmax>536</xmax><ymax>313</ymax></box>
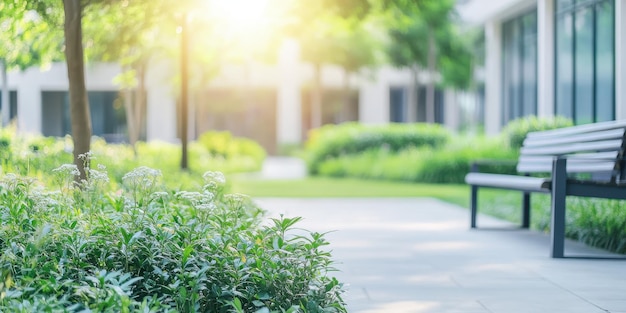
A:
<box><xmin>554</xmin><ymin>0</ymin><xmax>615</xmax><ymax>124</ymax></box>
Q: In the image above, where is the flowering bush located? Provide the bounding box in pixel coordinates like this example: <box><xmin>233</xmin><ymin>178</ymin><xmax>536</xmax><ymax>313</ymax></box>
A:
<box><xmin>0</xmin><ymin>129</ymin><xmax>266</xmax><ymax>190</ymax></box>
<box><xmin>0</xmin><ymin>165</ymin><xmax>345</xmax><ymax>312</ymax></box>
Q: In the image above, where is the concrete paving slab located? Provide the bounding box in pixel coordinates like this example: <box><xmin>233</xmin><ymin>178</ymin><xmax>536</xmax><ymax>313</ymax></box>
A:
<box><xmin>254</xmin><ymin>198</ymin><xmax>626</xmax><ymax>313</ymax></box>
<box><xmin>235</xmin><ymin>156</ymin><xmax>307</xmax><ymax>180</ymax></box>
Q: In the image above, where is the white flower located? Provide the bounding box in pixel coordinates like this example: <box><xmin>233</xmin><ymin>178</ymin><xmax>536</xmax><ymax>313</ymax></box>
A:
<box><xmin>202</xmin><ymin>171</ymin><xmax>226</xmax><ymax>186</ymax></box>
<box><xmin>88</xmin><ymin>168</ymin><xmax>109</xmax><ymax>184</ymax></box>
<box><xmin>151</xmin><ymin>191</ymin><xmax>169</xmax><ymax>199</ymax></box>
<box><xmin>175</xmin><ymin>190</ymin><xmax>215</xmax><ymax>209</ymax></box>
<box><xmin>224</xmin><ymin>193</ymin><xmax>249</xmax><ymax>203</ymax></box>
<box><xmin>52</xmin><ymin>164</ymin><xmax>80</xmax><ymax>177</ymax></box>
<box><xmin>122</xmin><ymin>166</ymin><xmax>162</xmax><ymax>188</ymax></box>
<box><xmin>77</xmin><ymin>151</ymin><xmax>93</xmax><ymax>161</ymax></box>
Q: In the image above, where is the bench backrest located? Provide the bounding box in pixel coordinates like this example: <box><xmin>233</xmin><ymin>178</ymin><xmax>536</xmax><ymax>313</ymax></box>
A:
<box><xmin>517</xmin><ymin>119</ymin><xmax>626</xmax><ymax>181</ymax></box>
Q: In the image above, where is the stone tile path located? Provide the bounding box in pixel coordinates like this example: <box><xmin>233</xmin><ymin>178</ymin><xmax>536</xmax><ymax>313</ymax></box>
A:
<box><xmin>255</xmin><ymin>198</ymin><xmax>626</xmax><ymax>313</ymax></box>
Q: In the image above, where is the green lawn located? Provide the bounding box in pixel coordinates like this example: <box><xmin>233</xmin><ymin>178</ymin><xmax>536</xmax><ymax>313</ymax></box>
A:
<box><xmin>229</xmin><ymin>176</ymin><xmax>470</xmax><ymax>207</ymax></box>
<box><xmin>229</xmin><ymin>176</ymin><xmax>530</xmax><ymax>223</ymax></box>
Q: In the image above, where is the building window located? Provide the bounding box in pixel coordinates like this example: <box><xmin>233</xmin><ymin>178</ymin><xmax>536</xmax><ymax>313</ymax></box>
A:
<box><xmin>555</xmin><ymin>0</ymin><xmax>614</xmax><ymax>124</ymax></box>
<box><xmin>416</xmin><ymin>86</ymin><xmax>445</xmax><ymax>124</ymax></box>
<box><xmin>41</xmin><ymin>91</ymin><xmax>127</xmax><ymax>142</ymax></box>
<box><xmin>389</xmin><ymin>87</ymin><xmax>407</xmax><ymax>122</ymax></box>
<box><xmin>502</xmin><ymin>10</ymin><xmax>538</xmax><ymax>125</ymax></box>
<box><xmin>0</xmin><ymin>91</ymin><xmax>18</xmax><ymax>121</ymax></box>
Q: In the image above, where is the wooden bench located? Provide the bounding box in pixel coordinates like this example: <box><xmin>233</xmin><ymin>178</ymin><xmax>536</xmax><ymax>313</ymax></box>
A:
<box><xmin>465</xmin><ymin>119</ymin><xmax>626</xmax><ymax>258</ymax></box>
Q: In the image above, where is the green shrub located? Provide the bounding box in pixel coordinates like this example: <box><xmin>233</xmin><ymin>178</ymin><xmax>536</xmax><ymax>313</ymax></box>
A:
<box><xmin>478</xmin><ymin>190</ymin><xmax>626</xmax><ymax>255</ymax></box>
<box><xmin>197</xmin><ymin>131</ymin><xmax>266</xmax><ymax>164</ymax></box>
<box><xmin>567</xmin><ymin>198</ymin><xmax>626</xmax><ymax>253</ymax></box>
<box><xmin>0</xmin><ymin>167</ymin><xmax>345</xmax><ymax>312</ymax></box>
<box><xmin>527</xmin><ymin>196</ymin><xmax>626</xmax><ymax>254</ymax></box>
<box><xmin>306</xmin><ymin>122</ymin><xmax>451</xmax><ymax>174</ymax></box>
<box><xmin>502</xmin><ymin>116</ymin><xmax>573</xmax><ymax>150</ymax></box>
<box><xmin>0</xmin><ymin>131</ymin><xmax>267</xmax><ymax>189</ymax></box>
<box><xmin>317</xmin><ymin>135</ymin><xmax>517</xmax><ymax>184</ymax></box>
<box><xmin>414</xmin><ymin>137</ymin><xmax>518</xmax><ymax>183</ymax></box>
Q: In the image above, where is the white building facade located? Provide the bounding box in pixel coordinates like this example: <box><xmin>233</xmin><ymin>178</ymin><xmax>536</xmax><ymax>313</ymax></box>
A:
<box><xmin>1</xmin><ymin>39</ymin><xmax>462</xmax><ymax>154</ymax></box>
<box><xmin>458</xmin><ymin>0</ymin><xmax>626</xmax><ymax>134</ymax></box>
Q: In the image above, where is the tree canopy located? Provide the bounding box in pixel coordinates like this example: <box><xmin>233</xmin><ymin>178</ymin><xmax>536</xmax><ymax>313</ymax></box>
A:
<box><xmin>2</xmin><ymin>0</ymin><xmax>479</xmax><ymax>174</ymax></box>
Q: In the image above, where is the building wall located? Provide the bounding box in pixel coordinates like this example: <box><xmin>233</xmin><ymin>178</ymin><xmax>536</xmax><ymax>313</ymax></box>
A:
<box><xmin>461</xmin><ymin>0</ymin><xmax>624</xmax><ymax>133</ymax></box>
<box><xmin>7</xmin><ymin>63</ymin><xmax>121</xmax><ymax>135</ymax></box>
<box><xmin>615</xmin><ymin>0</ymin><xmax>626</xmax><ymax>120</ymax></box>
<box><xmin>4</xmin><ymin>39</ymin><xmax>462</xmax><ymax>151</ymax></box>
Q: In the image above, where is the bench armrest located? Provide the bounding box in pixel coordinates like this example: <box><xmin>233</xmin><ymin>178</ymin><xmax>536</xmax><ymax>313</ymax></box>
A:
<box><xmin>469</xmin><ymin>159</ymin><xmax>518</xmax><ymax>174</ymax></box>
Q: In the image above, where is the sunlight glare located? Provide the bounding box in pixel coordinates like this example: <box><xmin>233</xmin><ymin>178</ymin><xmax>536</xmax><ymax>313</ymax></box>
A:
<box><xmin>210</xmin><ymin>0</ymin><xmax>269</xmax><ymax>36</ymax></box>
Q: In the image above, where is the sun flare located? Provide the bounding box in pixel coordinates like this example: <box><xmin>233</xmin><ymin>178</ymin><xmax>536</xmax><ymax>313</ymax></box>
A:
<box><xmin>209</xmin><ymin>0</ymin><xmax>270</xmax><ymax>36</ymax></box>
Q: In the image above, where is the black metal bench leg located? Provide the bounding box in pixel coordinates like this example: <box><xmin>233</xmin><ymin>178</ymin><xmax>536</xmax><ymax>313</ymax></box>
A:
<box><xmin>470</xmin><ymin>185</ymin><xmax>478</xmax><ymax>228</ymax></box>
<box><xmin>551</xmin><ymin>158</ymin><xmax>567</xmax><ymax>258</ymax></box>
<box><xmin>522</xmin><ymin>192</ymin><xmax>530</xmax><ymax>228</ymax></box>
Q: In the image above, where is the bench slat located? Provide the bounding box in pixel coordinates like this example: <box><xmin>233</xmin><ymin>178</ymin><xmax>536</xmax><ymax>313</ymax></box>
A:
<box><xmin>520</xmin><ymin>140</ymin><xmax>623</xmax><ymax>156</ymax></box>
<box><xmin>517</xmin><ymin>151</ymin><xmax>620</xmax><ymax>173</ymax></box>
<box><xmin>465</xmin><ymin>173</ymin><xmax>550</xmax><ymax>192</ymax></box>
<box><xmin>518</xmin><ymin>151</ymin><xmax>619</xmax><ymax>164</ymax></box>
<box><xmin>525</xmin><ymin>119</ymin><xmax>626</xmax><ymax>139</ymax></box>
<box><xmin>523</xmin><ymin>128</ymin><xmax>625</xmax><ymax>148</ymax></box>
<box><xmin>517</xmin><ymin>161</ymin><xmax>618</xmax><ymax>173</ymax></box>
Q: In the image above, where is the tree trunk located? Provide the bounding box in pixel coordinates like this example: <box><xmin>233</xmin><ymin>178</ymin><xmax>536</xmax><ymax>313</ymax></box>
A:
<box><xmin>310</xmin><ymin>63</ymin><xmax>322</xmax><ymax>129</ymax></box>
<box><xmin>426</xmin><ymin>28</ymin><xmax>437</xmax><ymax>124</ymax></box>
<box><xmin>412</xmin><ymin>64</ymin><xmax>421</xmax><ymax>122</ymax></box>
<box><xmin>340</xmin><ymin>68</ymin><xmax>351</xmax><ymax>123</ymax></box>
<box><xmin>63</xmin><ymin>0</ymin><xmax>91</xmax><ymax>182</ymax></box>
<box><xmin>180</xmin><ymin>13</ymin><xmax>189</xmax><ymax>170</ymax></box>
<box><xmin>1</xmin><ymin>60</ymin><xmax>9</xmax><ymax>127</ymax></box>
<box><xmin>123</xmin><ymin>63</ymin><xmax>147</xmax><ymax>156</ymax></box>
<box><xmin>244</xmin><ymin>60</ymin><xmax>254</xmax><ymax>136</ymax></box>
<box><xmin>123</xmin><ymin>88</ymin><xmax>136</xmax><ymax>153</ymax></box>
<box><xmin>135</xmin><ymin>63</ymin><xmax>146</xmax><ymax>143</ymax></box>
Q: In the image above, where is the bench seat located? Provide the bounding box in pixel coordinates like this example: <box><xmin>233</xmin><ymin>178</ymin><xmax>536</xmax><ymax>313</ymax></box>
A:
<box><xmin>464</xmin><ymin>173</ymin><xmax>550</xmax><ymax>193</ymax></box>
<box><xmin>465</xmin><ymin>119</ymin><xmax>626</xmax><ymax>258</ymax></box>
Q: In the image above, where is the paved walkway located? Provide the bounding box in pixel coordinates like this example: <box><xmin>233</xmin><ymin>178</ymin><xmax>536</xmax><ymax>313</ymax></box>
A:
<box><xmin>254</xmin><ymin>198</ymin><xmax>626</xmax><ymax>313</ymax></box>
<box><xmin>236</xmin><ymin>156</ymin><xmax>308</xmax><ymax>180</ymax></box>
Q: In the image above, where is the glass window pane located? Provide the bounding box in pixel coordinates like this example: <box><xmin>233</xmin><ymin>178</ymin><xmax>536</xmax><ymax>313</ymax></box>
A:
<box><xmin>89</xmin><ymin>92</ymin><xmax>105</xmax><ymax>136</ymax></box>
<box><xmin>501</xmin><ymin>21</ymin><xmax>509</xmax><ymax>122</ymax></box>
<box><xmin>9</xmin><ymin>91</ymin><xmax>17</xmax><ymax>120</ymax></box>
<box><xmin>556</xmin><ymin>13</ymin><xmax>573</xmax><ymax>119</ymax></box>
<box><xmin>595</xmin><ymin>0</ymin><xmax>614</xmax><ymax>122</ymax></box>
<box><xmin>0</xmin><ymin>91</ymin><xmax>18</xmax><ymax>121</ymax></box>
<box><xmin>502</xmin><ymin>20</ymin><xmax>519</xmax><ymax>122</ymax></box>
<box><xmin>522</xmin><ymin>13</ymin><xmax>537</xmax><ymax>117</ymax></box>
<box><xmin>502</xmin><ymin>11</ymin><xmax>537</xmax><ymax>124</ymax></box>
<box><xmin>389</xmin><ymin>87</ymin><xmax>406</xmax><ymax>123</ymax></box>
<box><xmin>574</xmin><ymin>7</ymin><xmax>594</xmax><ymax>124</ymax></box>
<box><xmin>41</xmin><ymin>91</ymin><xmax>68</xmax><ymax>137</ymax></box>
<box><xmin>557</xmin><ymin>0</ymin><xmax>574</xmax><ymax>12</ymax></box>
<box><xmin>510</xmin><ymin>21</ymin><xmax>521</xmax><ymax>120</ymax></box>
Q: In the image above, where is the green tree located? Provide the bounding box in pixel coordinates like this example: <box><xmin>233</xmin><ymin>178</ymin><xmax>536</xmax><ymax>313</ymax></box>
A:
<box><xmin>61</xmin><ymin>0</ymin><xmax>92</xmax><ymax>181</ymax></box>
<box><xmin>387</xmin><ymin>16</ymin><xmax>429</xmax><ymax>120</ymax></box>
<box><xmin>436</xmin><ymin>24</ymin><xmax>474</xmax><ymax>91</ymax></box>
<box><xmin>14</xmin><ymin>0</ymin><xmax>95</xmax><ymax>180</ymax></box>
<box><xmin>288</xmin><ymin>0</ymin><xmax>373</xmax><ymax>129</ymax></box>
<box><xmin>331</xmin><ymin>19</ymin><xmax>381</xmax><ymax>122</ymax></box>
<box><xmin>84</xmin><ymin>0</ymin><xmax>175</xmax><ymax>154</ymax></box>
<box><xmin>22</xmin><ymin>0</ymin><xmax>155</xmax><ymax>180</ymax></box>
<box><xmin>385</xmin><ymin>0</ymin><xmax>471</xmax><ymax>123</ymax></box>
<box><xmin>0</xmin><ymin>2</ymin><xmax>62</xmax><ymax>127</ymax></box>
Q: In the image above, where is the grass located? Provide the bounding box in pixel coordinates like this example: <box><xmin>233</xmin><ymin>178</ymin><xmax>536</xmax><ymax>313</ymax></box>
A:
<box><xmin>229</xmin><ymin>176</ymin><xmax>533</xmax><ymax>224</ymax></box>
<box><xmin>229</xmin><ymin>176</ymin><xmax>470</xmax><ymax>206</ymax></box>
